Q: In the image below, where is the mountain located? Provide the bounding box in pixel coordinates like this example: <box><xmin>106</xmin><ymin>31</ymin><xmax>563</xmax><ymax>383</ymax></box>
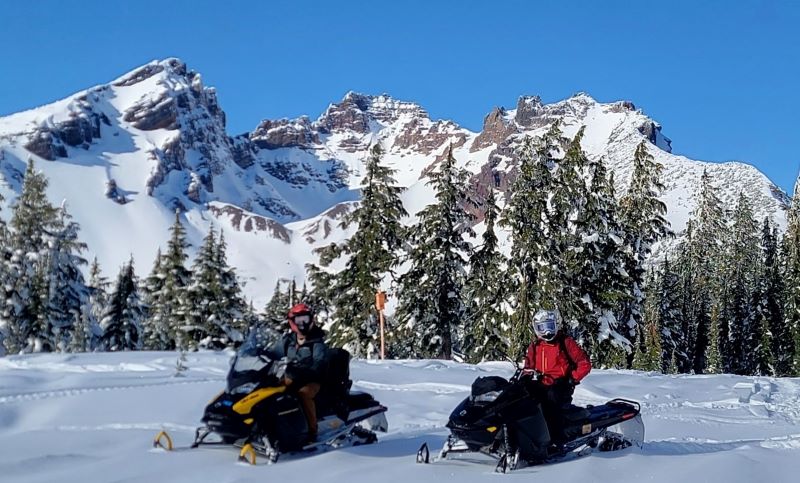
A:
<box><xmin>0</xmin><ymin>59</ymin><xmax>789</xmax><ymax>306</ymax></box>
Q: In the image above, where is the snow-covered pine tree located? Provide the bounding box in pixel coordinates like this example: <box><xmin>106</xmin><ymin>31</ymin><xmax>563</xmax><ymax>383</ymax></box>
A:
<box><xmin>783</xmin><ymin>177</ymin><xmax>800</xmax><ymax>375</ymax></box>
<box><xmin>567</xmin><ymin>130</ymin><xmax>632</xmax><ymax>365</ymax></box>
<box><xmin>311</xmin><ymin>144</ymin><xmax>407</xmax><ymax>357</ymax></box>
<box><xmin>633</xmin><ymin>268</ymin><xmax>663</xmax><ymax>372</ymax></box>
<box><xmin>705</xmin><ymin>306</ymin><xmax>723</xmax><ymax>374</ymax></box>
<box><xmin>142</xmin><ymin>249</ymin><xmax>171</xmax><ymax>349</ymax></box>
<box><xmin>100</xmin><ymin>258</ymin><xmax>145</xmax><ymax>351</ymax></box>
<box><xmin>183</xmin><ymin>229</ymin><xmax>246</xmax><ymax>349</ymax></box>
<box><xmin>0</xmin><ymin>193</ymin><xmax>10</xmax><ymax>356</ymax></box>
<box><xmin>148</xmin><ymin>211</ymin><xmax>192</xmax><ymax>350</ymax></box>
<box><xmin>88</xmin><ymin>258</ymin><xmax>110</xmax><ymax>336</ymax></box>
<box><xmin>656</xmin><ymin>258</ymin><xmax>683</xmax><ymax>371</ymax></box>
<box><xmin>183</xmin><ymin>228</ymin><xmax>219</xmax><ymax>350</ymax></box>
<box><xmin>683</xmin><ymin>170</ymin><xmax>726</xmax><ymax>373</ymax></box>
<box><xmin>618</xmin><ymin>141</ymin><xmax>671</xmax><ymax>363</ymax></box>
<box><xmin>500</xmin><ymin>125</ymin><xmax>562</xmax><ymax>356</ymax></box>
<box><xmin>673</xmin><ymin>224</ymin><xmax>697</xmax><ymax>373</ymax></box>
<box><xmin>2</xmin><ymin>159</ymin><xmax>60</xmax><ymax>353</ymax></box>
<box><xmin>760</xmin><ymin>218</ymin><xmax>791</xmax><ymax>375</ymax></box>
<box><xmin>463</xmin><ymin>186</ymin><xmax>509</xmax><ymax>362</ymax></box>
<box><xmin>546</xmin><ymin>127</ymin><xmax>585</xmax><ymax>332</ymax></box>
<box><xmin>723</xmin><ymin>193</ymin><xmax>760</xmax><ymax>374</ymax></box>
<box><xmin>46</xmin><ymin>206</ymin><xmax>93</xmax><ymax>352</ymax></box>
<box><xmin>214</xmin><ymin>231</ymin><xmax>247</xmax><ymax>345</ymax></box>
<box><xmin>396</xmin><ymin>146</ymin><xmax>475</xmax><ymax>359</ymax></box>
<box><xmin>263</xmin><ymin>279</ymin><xmax>291</xmax><ymax>333</ymax></box>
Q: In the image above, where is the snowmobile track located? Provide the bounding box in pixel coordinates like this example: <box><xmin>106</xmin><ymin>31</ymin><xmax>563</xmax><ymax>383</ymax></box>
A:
<box><xmin>0</xmin><ymin>377</ymin><xmax>223</xmax><ymax>405</ymax></box>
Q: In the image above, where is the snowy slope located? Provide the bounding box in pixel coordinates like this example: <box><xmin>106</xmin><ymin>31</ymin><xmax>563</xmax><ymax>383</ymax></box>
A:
<box><xmin>0</xmin><ymin>59</ymin><xmax>789</xmax><ymax>306</ymax></box>
<box><xmin>1</xmin><ymin>351</ymin><xmax>799</xmax><ymax>482</ymax></box>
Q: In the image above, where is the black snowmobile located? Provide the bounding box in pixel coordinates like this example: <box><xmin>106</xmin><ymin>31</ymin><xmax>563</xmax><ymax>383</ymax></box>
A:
<box><xmin>416</xmin><ymin>369</ymin><xmax>644</xmax><ymax>473</ymax></box>
<box><xmin>153</xmin><ymin>330</ymin><xmax>388</xmax><ymax>464</ymax></box>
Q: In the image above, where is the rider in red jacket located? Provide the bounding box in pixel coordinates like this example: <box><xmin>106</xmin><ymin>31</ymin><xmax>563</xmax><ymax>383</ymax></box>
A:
<box><xmin>523</xmin><ymin>308</ymin><xmax>591</xmax><ymax>445</ymax></box>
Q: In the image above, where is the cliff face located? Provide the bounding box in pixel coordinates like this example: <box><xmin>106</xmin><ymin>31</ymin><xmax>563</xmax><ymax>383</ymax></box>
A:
<box><xmin>0</xmin><ymin>59</ymin><xmax>788</xmax><ymax>305</ymax></box>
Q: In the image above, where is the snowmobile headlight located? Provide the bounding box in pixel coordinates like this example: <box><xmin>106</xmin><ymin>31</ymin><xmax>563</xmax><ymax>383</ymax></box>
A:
<box><xmin>230</xmin><ymin>382</ymin><xmax>258</xmax><ymax>395</ymax></box>
<box><xmin>473</xmin><ymin>391</ymin><xmax>501</xmax><ymax>403</ymax></box>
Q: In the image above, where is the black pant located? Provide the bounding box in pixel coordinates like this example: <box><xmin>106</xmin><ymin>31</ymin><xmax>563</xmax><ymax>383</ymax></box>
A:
<box><xmin>527</xmin><ymin>379</ymin><xmax>574</xmax><ymax>444</ymax></box>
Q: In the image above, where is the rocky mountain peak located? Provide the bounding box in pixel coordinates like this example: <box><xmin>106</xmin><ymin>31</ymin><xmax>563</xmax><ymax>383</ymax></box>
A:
<box><xmin>315</xmin><ymin>92</ymin><xmax>430</xmax><ymax>134</ymax></box>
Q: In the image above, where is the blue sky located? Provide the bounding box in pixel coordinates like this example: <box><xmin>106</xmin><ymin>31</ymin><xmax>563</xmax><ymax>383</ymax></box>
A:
<box><xmin>1</xmin><ymin>1</ymin><xmax>798</xmax><ymax>192</ymax></box>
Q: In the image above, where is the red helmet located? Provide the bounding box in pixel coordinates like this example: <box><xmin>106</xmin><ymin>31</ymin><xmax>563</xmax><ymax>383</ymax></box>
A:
<box><xmin>288</xmin><ymin>303</ymin><xmax>315</xmax><ymax>335</ymax></box>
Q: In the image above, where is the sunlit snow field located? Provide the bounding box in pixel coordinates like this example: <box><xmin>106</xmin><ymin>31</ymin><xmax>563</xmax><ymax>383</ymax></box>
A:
<box><xmin>1</xmin><ymin>352</ymin><xmax>799</xmax><ymax>482</ymax></box>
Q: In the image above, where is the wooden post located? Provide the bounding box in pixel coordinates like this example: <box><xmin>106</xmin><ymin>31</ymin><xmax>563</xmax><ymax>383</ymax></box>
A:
<box><xmin>375</xmin><ymin>291</ymin><xmax>387</xmax><ymax>359</ymax></box>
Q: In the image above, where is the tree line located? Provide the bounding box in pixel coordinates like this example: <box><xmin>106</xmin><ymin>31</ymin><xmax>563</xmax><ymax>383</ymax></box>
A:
<box><xmin>2</xmin><ymin>129</ymin><xmax>800</xmax><ymax>379</ymax></box>
<box><xmin>0</xmin><ymin>160</ymin><xmax>261</xmax><ymax>355</ymax></box>
<box><xmin>307</xmin><ymin>124</ymin><xmax>800</xmax><ymax>376</ymax></box>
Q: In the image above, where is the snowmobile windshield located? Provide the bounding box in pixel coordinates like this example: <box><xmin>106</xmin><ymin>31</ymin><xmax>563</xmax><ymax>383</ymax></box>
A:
<box><xmin>230</xmin><ymin>327</ymin><xmax>279</xmax><ymax>375</ymax></box>
<box><xmin>232</xmin><ymin>353</ymin><xmax>271</xmax><ymax>373</ymax></box>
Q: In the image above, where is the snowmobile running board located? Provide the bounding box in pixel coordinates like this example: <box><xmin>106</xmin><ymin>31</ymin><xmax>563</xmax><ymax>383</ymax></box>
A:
<box><xmin>152</xmin><ymin>420</ymin><xmax>381</xmax><ymax>466</ymax></box>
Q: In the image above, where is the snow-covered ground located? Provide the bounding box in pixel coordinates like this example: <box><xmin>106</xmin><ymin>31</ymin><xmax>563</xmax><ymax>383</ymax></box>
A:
<box><xmin>1</xmin><ymin>352</ymin><xmax>799</xmax><ymax>482</ymax></box>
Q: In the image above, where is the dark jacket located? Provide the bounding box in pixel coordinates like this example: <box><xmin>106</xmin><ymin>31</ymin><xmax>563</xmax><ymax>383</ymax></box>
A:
<box><xmin>269</xmin><ymin>326</ymin><xmax>328</xmax><ymax>384</ymax></box>
<box><xmin>524</xmin><ymin>333</ymin><xmax>592</xmax><ymax>386</ymax></box>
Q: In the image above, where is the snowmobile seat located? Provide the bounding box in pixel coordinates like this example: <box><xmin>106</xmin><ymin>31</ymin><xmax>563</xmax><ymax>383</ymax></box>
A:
<box><xmin>316</xmin><ymin>348</ymin><xmax>352</xmax><ymax>419</ymax></box>
<box><xmin>324</xmin><ymin>348</ymin><xmax>352</xmax><ymax>395</ymax></box>
<box><xmin>562</xmin><ymin>405</ymin><xmax>591</xmax><ymax>423</ymax></box>
<box><xmin>346</xmin><ymin>391</ymin><xmax>379</xmax><ymax>410</ymax></box>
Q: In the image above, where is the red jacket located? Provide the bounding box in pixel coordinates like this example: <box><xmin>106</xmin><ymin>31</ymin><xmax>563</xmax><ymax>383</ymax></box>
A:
<box><xmin>524</xmin><ymin>334</ymin><xmax>592</xmax><ymax>386</ymax></box>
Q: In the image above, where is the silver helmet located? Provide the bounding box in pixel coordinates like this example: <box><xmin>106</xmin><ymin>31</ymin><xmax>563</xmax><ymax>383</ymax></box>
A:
<box><xmin>532</xmin><ymin>309</ymin><xmax>561</xmax><ymax>342</ymax></box>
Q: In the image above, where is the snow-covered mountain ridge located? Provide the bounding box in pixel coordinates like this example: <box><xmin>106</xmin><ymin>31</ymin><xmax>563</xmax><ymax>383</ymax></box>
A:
<box><xmin>0</xmin><ymin>58</ymin><xmax>788</xmax><ymax>305</ymax></box>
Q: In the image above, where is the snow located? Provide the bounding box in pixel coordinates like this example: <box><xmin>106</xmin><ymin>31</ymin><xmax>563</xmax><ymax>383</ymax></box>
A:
<box><xmin>1</xmin><ymin>351</ymin><xmax>799</xmax><ymax>482</ymax></box>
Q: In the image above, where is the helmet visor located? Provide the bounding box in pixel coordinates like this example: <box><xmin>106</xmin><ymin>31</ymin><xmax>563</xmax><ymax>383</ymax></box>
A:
<box><xmin>533</xmin><ymin>310</ymin><xmax>558</xmax><ymax>339</ymax></box>
<box><xmin>535</xmin><ymin>320</ymin><xmax>557</xmax><ymax>336</ymax></box>
<box><xmin>293</xmin><ymin>314</ymin><xmax>312</xmax><ymax>331</ymax></box>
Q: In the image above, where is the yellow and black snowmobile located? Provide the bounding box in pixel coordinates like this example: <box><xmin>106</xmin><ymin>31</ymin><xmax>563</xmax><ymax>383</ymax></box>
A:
<box><xmin>154</xmin><ymin>331</ymin><xmax>388</xmax><ymax>464</ymax></box>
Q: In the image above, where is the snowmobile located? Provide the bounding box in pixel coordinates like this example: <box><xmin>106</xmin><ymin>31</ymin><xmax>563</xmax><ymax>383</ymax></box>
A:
<box><xmin>153</xmin><ymin>331</ymin><xmax>388</xmax><ymax>464</ymax></box>
<box><xmin>416</xmin><ymin>369</ymin><xmax>644</xmax><ymax>473</ymax></box>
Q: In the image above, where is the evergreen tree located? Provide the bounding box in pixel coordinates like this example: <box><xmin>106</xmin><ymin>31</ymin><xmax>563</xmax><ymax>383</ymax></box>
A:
<box><xmin>214</xmin><ymin>232</ymin><xmax>247</xmax><ymax>343</ymax></box>
<box><xmin>142</xmin><ymin>249</ymin><xmax>171</xmax><ymax>349</ymax></box>
<box><xmin>705</xmin><ymin>306</ymin><xmax>723</xmax><ymax>374</ymax></box>
<box><xmin>656</xmin><ymin>258</ymin><xmax>683</xmax><ymax>371</ymax></box>
<box><xmin>46</xmin><ymin>206</ymin><xmax>92</xmax><ymax>352</ymax></box>
<box><xmin>501</xmin><ymin>125</ymin><xmax>563</xmax><ymax>355</ymax></box>
<box><xmin>783</xmin><ymin>176</ymin><xmax>800</xmax><ymax>374</ymax></box>
<box><xmin>618</xmin><ymin>141</ymin><xmax>671</xmax><ymax>364</ymax></box>
<box><xmin>568</xmin><ymin>132</ymin><xmax>632</xmax><ymax>364</ymax></box>
<box><xmin>310</xmin><ymin>144</ymin><xmax>407</xmax><ymax>357</ymax></box>
<box><xmin>183</xmin><ymin>229</ymin><xmax>247</xmax><ymax>349</ymax></box>
<box><xmin>100</xmin><ymin>258</ymin><xmax>145</xmax><ymax>351</ymax></box>
<box><xmin>0</xmin><ymin>193</ymin><xmax>9</xmax><ymax>356</ymax></box>
<box><xmin>2</xmin><ymin>159</ymin><xmax>59</xmax><ymax>353</ymax></box>
<box><xmin>88</xmin><ymin>257</ymin><xmax>110</xmax><ymax>334</ymax></box>
<box><xmin>754</xmin><ymin>312</ymin><xmax>775</xmax><ymax>376</ymax></box>
<box><xmin>680</xmin><ymin>170</ymin><xmax>726</xmax><ymax>373</ymax></box>
<box><xmin>463</xmin><ymin>187</ymin><xmax>509</xmax><ymax>362</ymax></box>
<box><xmin>633</xmin><ymin>315</ymin><xmax>663</xmax><ymax>372</ymax></box>
<box><xmin>633</xmin><ymin>268</ymin><xmax>663</xmax><ymax>372</ymax></box>
<box><xmin>147</xmin><ymin>211</ymin><xmax>192</xmax><ymax>349</ymax></box>
<box><xmin>397</xmin><ymin>146</ymin><xmax>475</xmax><ymax>359</ymax></box>
<box><xmin>760</xmin><ymin>219</ymin><xmax>792</xmax><ymax>375</ymax></box>
<box><xmin>263</xmin><ymin>279</ymin><xmax>291</xmax><ymax>333</ymax></box>
<box><xmin>723</xmin><ymin>193</ymin><xmax>760</xmax><ymax>374</ymax></box>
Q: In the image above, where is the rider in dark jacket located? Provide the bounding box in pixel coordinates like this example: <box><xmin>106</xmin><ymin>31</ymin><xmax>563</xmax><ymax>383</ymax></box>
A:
<box><xmin>269</xmin><ymin>303</ymin><xmax>327</xmax><ymax>442</ymax></box>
